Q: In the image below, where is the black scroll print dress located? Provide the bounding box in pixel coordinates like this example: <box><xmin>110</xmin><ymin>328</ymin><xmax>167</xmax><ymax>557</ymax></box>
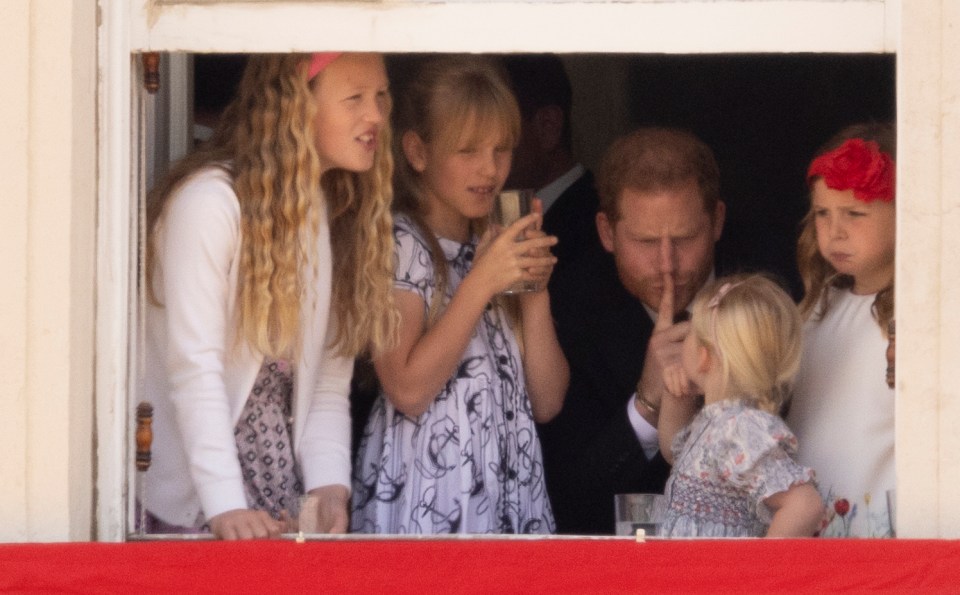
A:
<box><xmin>350</xmin><ymin>214</ymin><xmax>555</xmax><ymax>534</ymax></box>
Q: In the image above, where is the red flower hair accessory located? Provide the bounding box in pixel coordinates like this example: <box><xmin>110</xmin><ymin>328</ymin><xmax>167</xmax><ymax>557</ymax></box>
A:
<box><xmin>807</xmin><ymin>138</ymin><xmax>895</xmax><ymax>203</ymax></box>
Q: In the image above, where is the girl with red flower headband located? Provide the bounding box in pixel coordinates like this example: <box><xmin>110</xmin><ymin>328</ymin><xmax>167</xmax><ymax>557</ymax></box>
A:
<box><xmin>142</xmin><ymin>53</ymin><xmax>399</xmax><ymax>539</ymax></box>
<box><xmin>786</xmin><ymin>122</ymin><xmax>896</xmax><ymax>537</ymax></box>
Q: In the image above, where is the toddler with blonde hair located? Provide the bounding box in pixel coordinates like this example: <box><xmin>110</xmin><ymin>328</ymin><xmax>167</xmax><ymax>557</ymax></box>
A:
<box><xmin>658</xmin><ymin>274</ymin><xmax>823</xmax><ymax>537</ymax></box>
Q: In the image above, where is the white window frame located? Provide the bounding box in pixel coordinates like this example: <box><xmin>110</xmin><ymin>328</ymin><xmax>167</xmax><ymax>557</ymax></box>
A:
<box><xmin>99</xmin><ymin>0</ymin><xmax>957</xmax><ymax>540</ymax></box>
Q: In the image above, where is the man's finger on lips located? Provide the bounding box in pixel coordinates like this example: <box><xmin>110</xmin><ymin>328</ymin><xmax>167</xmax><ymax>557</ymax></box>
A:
<box><xmin>654</xmin><ymin>273</ymin><xmax>675</xmax><ymax>332</ymax></box>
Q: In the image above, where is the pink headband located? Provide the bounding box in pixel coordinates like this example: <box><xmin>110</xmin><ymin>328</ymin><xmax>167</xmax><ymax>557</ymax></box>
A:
<box><xmin>707</xmin><ymin>281</ymin><xmax>743</xmax><ymax>310</ymax></box>
<box><xmin>807</xmin><ymin>138</ymin><xmax>895</xmax><ymax>203</ymax></box>
<box><xmin>707</xmin><ymin>281</ymin><xmax>744</xmax><ymax>349</ymax></box>
<box><xmin>307</xmin><ymin>52</ymin><xmax>342</xmax><ymax>80</ymax></box>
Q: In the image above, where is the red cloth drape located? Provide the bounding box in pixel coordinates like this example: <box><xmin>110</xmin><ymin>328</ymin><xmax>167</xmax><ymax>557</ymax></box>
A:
<box><xmin>3</xmin><ymin>538</ymin><xmax>959</xmax><ymax>594</ymax></box>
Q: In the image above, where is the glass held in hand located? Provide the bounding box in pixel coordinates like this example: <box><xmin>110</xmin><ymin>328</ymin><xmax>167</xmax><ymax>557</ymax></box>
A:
<box><xmin>491</xmin><ymin>188</ymin><xmax>539</xmax><ymax>295</ymax></box>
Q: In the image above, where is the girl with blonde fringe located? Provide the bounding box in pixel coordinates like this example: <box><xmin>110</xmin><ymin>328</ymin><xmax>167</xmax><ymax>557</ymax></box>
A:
<box><xmin>351</xmin><ymin>56</ymin><xmax>568</xmax><ymax>534</ymax></box>
<box><xmin>657</xmin><ymin>274</ymin><xmax>823</xmax><ymax>537</ymax></box>
<box><xmin>786</xmin><ymin>122</ymin><xmax>896</xmax><ymax>538</ymax></box>
<box><xmin>143</xmin><ymin>53</ymin><xmax>399</xmax><ymax>540</ymax></box>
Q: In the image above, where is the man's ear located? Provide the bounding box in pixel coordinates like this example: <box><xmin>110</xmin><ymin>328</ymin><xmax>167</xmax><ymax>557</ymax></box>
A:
<box><xmin>712</xmin><ymin>200</ymin><xmax>726</xmax><ymax>242</ymax></box>
<box><xmin>402</xmin><ymin>130</ymin><xmax>427</xmax><ymax>173</ymax></box>
<box><xmin>597</xmin><ymin>211</ymin><xmax>615</xmax><ymax>253</ymax></box>
<box><xmin>532</xmin><ymin>105</ymin><xmax>564</xmax><ymax>152</ymax></box>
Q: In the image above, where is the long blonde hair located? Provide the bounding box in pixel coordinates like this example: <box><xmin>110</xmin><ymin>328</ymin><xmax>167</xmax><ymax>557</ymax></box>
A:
<box><xmin>690</xmin><ymin>274</ymin><xmax>803</xmax><ymax>413</ymax></box>
<box><xmin>797</xmin><ymin>121</ymin><xmax>895</xmax><ymax>336</ymax></box>
<box><xmin>146</xmin><ymin>53</ymin><xmax>398</xmax><ymax>359</ymax></box>
<box><xmin>392</xmin><ymin>55</ymin><xmax>521</xmax><ymax>324</ymax></box>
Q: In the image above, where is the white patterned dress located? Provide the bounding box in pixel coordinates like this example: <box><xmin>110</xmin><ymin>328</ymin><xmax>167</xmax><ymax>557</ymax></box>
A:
<box><xmin>660</xmin><ymin>399</ymin><xmax>817</xmax><ymax>538</ymax></box>
<box><xmin>787</xmin><ymin>288</ymin><xmax>895</xmax><ymax>538</ymax></box>
<box><xmin>350</xmin><ymin>214</ymin><xmax>555</xmax><ymax>534</ymax></box>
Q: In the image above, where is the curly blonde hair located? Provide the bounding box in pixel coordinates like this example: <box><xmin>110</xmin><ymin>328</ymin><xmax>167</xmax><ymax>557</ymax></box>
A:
<box><xmin>146</xmin><ymin>53</ymin><xmax>398</xmax><ymax>359</ymax></box>
<box><xmin>797</xmin><ymin>122</ymin><xmax>895</xmax><ymax>337</ymax></box>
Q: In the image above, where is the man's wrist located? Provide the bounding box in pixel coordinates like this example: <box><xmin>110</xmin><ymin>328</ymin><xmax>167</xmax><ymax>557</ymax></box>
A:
<box><xmin>626</xmin><ymin>391</ymin><xmax>660</xmax><ymax>457</ymax></box>
<box><xmin>635</xmin><ymin>381</ymin><xmax>660</xmax><ymax>415</ymax></box>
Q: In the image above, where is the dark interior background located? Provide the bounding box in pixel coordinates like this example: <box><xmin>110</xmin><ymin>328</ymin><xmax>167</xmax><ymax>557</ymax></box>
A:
<box><xmin>617</xmin><ymin>53</ymin><xmax>895</xmax><ymax>296</ymax></box>
<box><xmin>195</xmin><ymin>51</ymin><xmax>894</xmax><ymax>297</ymax></box>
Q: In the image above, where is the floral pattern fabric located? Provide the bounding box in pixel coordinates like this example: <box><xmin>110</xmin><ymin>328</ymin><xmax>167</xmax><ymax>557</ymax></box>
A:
<box><xmin>350</xmin><ymin>214</ymin><xmax>554</xmax><ymax>534</ymax></box>
<box><xmin>660</xmin><ymin>399</ymin><xmax>817</xmax><ymax>538</ymax></box>
<box><xmin>818</xmin><ymin>491</ymin><xmax>892</xmax><ymax>539</ymax></box>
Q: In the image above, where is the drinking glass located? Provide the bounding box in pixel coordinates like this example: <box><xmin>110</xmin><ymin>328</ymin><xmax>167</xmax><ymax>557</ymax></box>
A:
<box><xmin>614</xmin><ymin>493</ymin><xmax>666</xmax><ymax>537</ymax></box>
<box><xmin>491</xmin><ymin>188</ymin><xmax>539</xmax><ymax>294</ymax></box>
<box><xmin>296</xmin><ymin>494</ymin><xmax>320</xmax><ymax>534</ymax></box>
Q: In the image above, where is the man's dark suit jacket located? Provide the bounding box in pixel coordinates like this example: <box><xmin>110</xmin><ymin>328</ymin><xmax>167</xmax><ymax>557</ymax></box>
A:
<box><xmin>542</xmin><ymin>170</ymin><xmax>602</xmax><ymax>293</ymax></box>
<box><xmin>541</xmin><ymin>244</ymin><xmax>671</xmax><ymax>535</ymax></box>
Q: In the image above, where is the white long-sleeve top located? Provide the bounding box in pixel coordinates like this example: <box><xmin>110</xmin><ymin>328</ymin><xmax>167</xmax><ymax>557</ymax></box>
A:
<box><xmin>142</xmin><ymin>166</ymin><xmax>352</xmax><ymax>527</ymax></box>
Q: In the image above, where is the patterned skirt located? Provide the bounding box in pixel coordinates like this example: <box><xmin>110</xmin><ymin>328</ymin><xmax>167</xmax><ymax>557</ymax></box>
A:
<box><xmin>234</xmin><ymin>358</ymin><xmax>304</xmax><ymax>520</ymax></box>
<box><xmin>140</xmin><ymin>358</ymin><xmax>303</xmax><ymax>533</ymax></box>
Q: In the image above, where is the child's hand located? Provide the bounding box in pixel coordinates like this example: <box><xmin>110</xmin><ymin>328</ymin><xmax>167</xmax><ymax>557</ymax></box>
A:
<box><xmin>472</xmin><ymin>212</ymin><xmax>557</xmax><ymax>296</ymax></box>
<box><xmin>208</xmin><ymin>508</ymin><xmax>284</xmax><ymax>540</ymax></box>
<box><xmin>278</xmin><ymin>509</ymin><xmax>297</xmax><ymax>533</ymax></box>
<box><xmin>307</xmin><ymin>484</ymin><xmax>349</xmax><ymax>534</ymax></box>
<box><xmin>517</xmin><ymin>226</ymin><xmax>556</xmax><ymax>293</ymax></box>
<box><xmin>515</xmin><ymin>197</ymin><xmax>556</xmax><ymax>294</ymax></box>
<box><xmin>662</xmin><ymin>362</ymin><xmax>693</xmax><ymax>399</ymax></box>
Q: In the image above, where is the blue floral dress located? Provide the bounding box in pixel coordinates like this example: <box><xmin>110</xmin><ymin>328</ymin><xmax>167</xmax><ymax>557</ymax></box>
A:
<box><xmin>350</xmin><ymin>214</ymin><xmax>555</xmax><ymax>534</ymax></box>
<box><xmin>660</xmin><ymin>399</ymin><xmax>817</xmax><ymax>538</ymax></box>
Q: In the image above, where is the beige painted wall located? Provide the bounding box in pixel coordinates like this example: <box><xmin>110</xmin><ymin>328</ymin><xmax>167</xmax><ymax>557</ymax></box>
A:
<box><xmin>897</xmin><ymin>0</ymin><xmax>960</xmax><ymax>537</ymax></box>
<box><xmin>0</xmin><ymin>0</ymin><xmax>97</xmax><ymax>542</ymax></box>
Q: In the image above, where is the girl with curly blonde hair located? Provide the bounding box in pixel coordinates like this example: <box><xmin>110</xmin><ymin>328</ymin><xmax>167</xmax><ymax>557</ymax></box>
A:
<box><xmin>143</xmin><ymin>53</ymin><xmax>398</xmax><ymax>540</ymax></box>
